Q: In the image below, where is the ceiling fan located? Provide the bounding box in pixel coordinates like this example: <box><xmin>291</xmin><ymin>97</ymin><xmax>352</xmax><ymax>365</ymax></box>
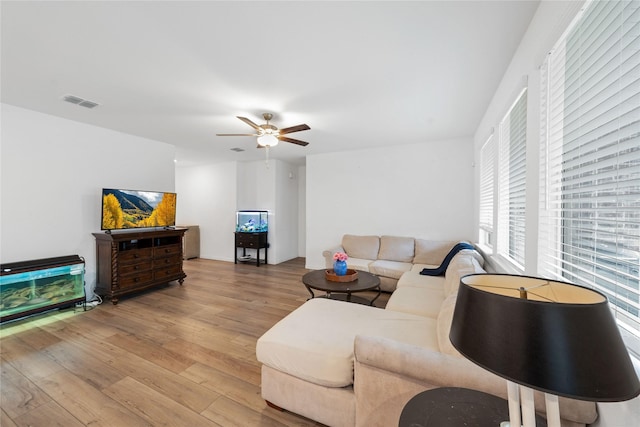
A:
<box><xmin>217</xmin><ymin>113</ymin><xmax>310</xmax><ymax>147</ymax></box>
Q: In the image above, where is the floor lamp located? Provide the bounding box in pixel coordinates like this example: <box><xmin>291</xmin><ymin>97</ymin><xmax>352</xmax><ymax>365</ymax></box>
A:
<box><xmin>449</xmin><ymin>274</ymin><xmax>640</xmax><ymax>427</ymax></box>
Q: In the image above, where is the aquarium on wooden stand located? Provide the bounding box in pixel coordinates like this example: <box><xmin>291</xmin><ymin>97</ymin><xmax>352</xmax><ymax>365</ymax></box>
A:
<box><xmin>234</xmin><ymin>210</ymin><xmax>269</xmax><ymax>266</ymax></box>
<box><xmin>236</xmin><ymin>210</ymin><xmax>268</xmax><ymax>233</ymax></box>
<box><xmin>1</xmin><ymin>255</ymin><xmax>85</xmax><ymax>322</ymax></box>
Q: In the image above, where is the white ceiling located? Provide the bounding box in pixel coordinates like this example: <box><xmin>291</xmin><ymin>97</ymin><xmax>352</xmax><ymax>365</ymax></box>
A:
<box><xmin>1</xmin><ymin>1</ymin><xmax>539</xmax><ymax>166</ymax></box>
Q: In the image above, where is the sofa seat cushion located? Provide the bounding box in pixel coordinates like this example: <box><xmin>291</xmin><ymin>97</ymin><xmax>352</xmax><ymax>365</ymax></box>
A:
<box><xmin>385</xmin><ymin>287</ymin><xmax>446</xmax><ymax>318</ymax></box>
<box><xmin>378</xmin><ymin>236</ymin><xmax>415</xmax><ymax>262</ymax></box>
<box><xmin>437</xmin><ymin>293</ymin><xmax>462</xmax><ymax>357</ymax></box>
<box><xmin>256</xmin><ymin>298</ymin><xmax>437</xmax><ymax>388</ymax></box>
<box><xmin>346</xmin><ymin>257</ymin><xmax>373</xmax><ymax>273</ymax></box>
<box><xmin>342</xmin><ymin>234</ymin><xmax>380</xmax><ymax>260</ymax></box>
<box><xmin>368</xmin><ymin>260</ymin><xmax>413</xmax><ymax>280</ymax></box>
<box><xmin>397</xmin><ymin>268</ymin><xmax>446</xmax><ymax>290</ymax></box>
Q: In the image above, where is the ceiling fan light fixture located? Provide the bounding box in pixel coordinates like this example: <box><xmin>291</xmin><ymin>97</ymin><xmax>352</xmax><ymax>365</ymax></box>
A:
<box><xmin>257</xmin><ymin>134</ymin><xmax>278</xmax><ymax>147</ymax></box>
<box><xmin>217</xmin><ymin>113</ymin><xmax>309</xmax><ymax>148</ymax></box>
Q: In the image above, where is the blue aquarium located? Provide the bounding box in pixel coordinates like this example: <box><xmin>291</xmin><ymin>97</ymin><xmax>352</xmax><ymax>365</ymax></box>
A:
<box><xmin>236</xmin><ymin>210</ymin><xmax>268</xmax><ymax>233</ymax></box>
<box><xmin>1</xmin><ymin>255</ymin><xmax>85</xmax><ymax>322</ymax></box>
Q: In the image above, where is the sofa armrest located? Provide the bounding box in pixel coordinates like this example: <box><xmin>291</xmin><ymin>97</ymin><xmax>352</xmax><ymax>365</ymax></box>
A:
<box><xmin>322</xmin><ymin>245</ymin><xmax>344</xmax><ymax>268</ymax></box>
<box><xmin>354</xmin><ymin>335</ymin><xmax>597</xmax><ymax>426</ymax></box>
<box><xmin>355</xmin><ymin>334</ymin><xmax>507</xmax><ymax>395</ymax></box>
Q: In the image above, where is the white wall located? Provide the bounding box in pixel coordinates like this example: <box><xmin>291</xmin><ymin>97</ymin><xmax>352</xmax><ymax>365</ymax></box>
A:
<box><xmin>305</xmin><ymin>138</ymin><xmax>474</xmax><ymax>270</ymax></box>
<box><xmin>236</xmin><ymin>159</ymin><xmax>300</xmax><ymax>264</ymax></box>
<box><xmin>236</xmin><ymin>161</ymin><xmax>256</xmax><ymax>210</ymax></box>
<box><xmin>472</xmin><ymin>1</ymin><xmax>640</xmax><ymax>424</ymax></box>
<box><xmin>175</xmin><ymin>161</ymin><xmax>237</xmax><ymax>261</ymax></box>
<box><xmin>178</xmin><ymin>158</ymin><xmax>300</xmax><ymax>265</ymax></box>
<box><xmin>0</xmin><ymin>103</ymin><xmax>176</xmax><ymax>299</ymax></box>
<box><xmin>298</xmin><ymin>166</ymin><xmax>306</xmax><ymax>258</ymax></box>
<box><xmin>235</xmin><ymin>161</ymin><xmax>275</xmax><ymax>263</ymax></box>
<box><xmin>274</xmin><ymin>160</ymin><xmax>300</xmax><ymax>264</ymax></box>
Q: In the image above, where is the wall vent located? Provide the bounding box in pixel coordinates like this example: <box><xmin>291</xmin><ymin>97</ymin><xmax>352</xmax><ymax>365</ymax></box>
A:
<box><xmin>62</xmin><ymin>95</ymin><xmax>99</xmax><ymax>109</ymax></box>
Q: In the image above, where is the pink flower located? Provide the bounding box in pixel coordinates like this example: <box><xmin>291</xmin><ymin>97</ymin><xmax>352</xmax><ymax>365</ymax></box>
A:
<box><xmin>333</xmin><ymin>252</ymin><xmax>348</xmax><ymax>262</ymax></box>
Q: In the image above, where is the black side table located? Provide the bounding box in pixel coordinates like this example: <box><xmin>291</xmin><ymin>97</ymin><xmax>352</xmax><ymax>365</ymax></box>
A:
<box><xmin>399</xmin><ymin>387</ymin><xmax>547</xmax><ymax>427</ymax></box>
<box><xmin>234</xmin><ymin>232</ymin><xmax>268</xmax><ymax>266</ymax></box>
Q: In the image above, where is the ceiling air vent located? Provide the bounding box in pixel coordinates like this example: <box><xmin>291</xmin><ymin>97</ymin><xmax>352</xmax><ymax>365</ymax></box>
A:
<box><xmin>62</xmin><ymin>95</ymin><xmax>99</xmax><ymax>109</ymax></box>
<box><xmin>78</xmin><ymin>100</ymin><xmax>99</xmax><ymax>109</ymax></box>
<box><xmin>230</xmin><ymin>147</ymin><xmax>245</xmax><ymax>152</ymax></box>
<box><xmin>63</xmin><ymin>95</ymin><xmax>83</xmax><ymax>104</ymax></box>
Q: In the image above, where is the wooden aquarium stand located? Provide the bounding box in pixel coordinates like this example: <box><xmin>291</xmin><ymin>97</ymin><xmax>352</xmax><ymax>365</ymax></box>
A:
<box><xmin>234</xmin><ymin>232</ymin><xmax>268</xmax><ymax>266</ymax></box>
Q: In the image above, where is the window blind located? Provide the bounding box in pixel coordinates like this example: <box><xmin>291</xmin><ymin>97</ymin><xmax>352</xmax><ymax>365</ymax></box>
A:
<box><xmin>479</xmin><ymin>134</ymin><xmax>495</xmax><ymax>247</ymax></box>
<box><xmin>498</xmin><ymin>89</ymin><xmax>527</xmax><ymax>269</ymax></box>
<box><xmin>539</xmin><ymin>0</ymin><xmax>640</xmax><ymax>347</ymax></box>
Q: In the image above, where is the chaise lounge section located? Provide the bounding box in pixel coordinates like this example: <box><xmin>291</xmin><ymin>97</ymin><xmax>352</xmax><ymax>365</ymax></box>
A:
<box><xmin>258</xmin><ymin>239</ymin><xmax>598</xmax><ymax>426</ymax></box>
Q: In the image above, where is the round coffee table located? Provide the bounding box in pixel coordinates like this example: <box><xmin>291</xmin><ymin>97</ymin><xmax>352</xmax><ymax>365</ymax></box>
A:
<box><xmin>302</xmin><ymin>269</ymin><xmax>381</xmax><ymax>306</ymax></box>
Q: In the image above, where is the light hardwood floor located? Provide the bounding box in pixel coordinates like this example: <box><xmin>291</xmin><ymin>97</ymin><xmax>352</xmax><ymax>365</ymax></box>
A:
<box><xmin>1</xmin><ymin>258</ymin><xmax>389</xmax><ymax>427</ymax></box>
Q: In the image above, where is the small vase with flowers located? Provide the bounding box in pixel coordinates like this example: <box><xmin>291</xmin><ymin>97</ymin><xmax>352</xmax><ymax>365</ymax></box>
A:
<box><xmin>332</xmin><ymin>252</ymin><xmax>348</xmax><ymax>276</ymax></box>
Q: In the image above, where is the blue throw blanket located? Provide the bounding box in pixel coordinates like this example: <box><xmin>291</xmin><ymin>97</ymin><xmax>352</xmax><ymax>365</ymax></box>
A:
<box><xmin>419</xmin><ymin>242</ymin><xmax>475</xmax><ymax>276</ymax></box>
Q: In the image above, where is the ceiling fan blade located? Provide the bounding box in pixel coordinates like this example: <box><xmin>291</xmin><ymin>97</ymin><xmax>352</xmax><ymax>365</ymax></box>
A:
<box><xmin>216</xmin><ymin>133</ymin><xmax>258</xmax><ymax>136</ymax></box>
<box><xmin>279</xmin><ymin>136</ymin><xmax>309</xmax><ymax>146</ymax></box>
<box><xmin>279</xmin><ymin>124</ymin><xmax>310</xmax><ymax>135</ymax></box>
<box><xmin>237</xmin><ymin>116</ymin><xmax>261</xmax><ymax>130</ymax></box>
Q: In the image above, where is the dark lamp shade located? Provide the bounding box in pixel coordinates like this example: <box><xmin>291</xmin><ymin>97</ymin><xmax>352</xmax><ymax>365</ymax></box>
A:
<box><xmin>450</xmin><ymin>274</ymin><xmax>640</xmax><ymax>402</ymax></box>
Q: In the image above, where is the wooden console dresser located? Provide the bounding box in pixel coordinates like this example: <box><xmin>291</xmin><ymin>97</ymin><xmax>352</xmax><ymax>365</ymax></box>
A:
<box><xmin>93</xmin><ymin>228</ymin><xmax>186</xmax><ymax>304</ymax></box>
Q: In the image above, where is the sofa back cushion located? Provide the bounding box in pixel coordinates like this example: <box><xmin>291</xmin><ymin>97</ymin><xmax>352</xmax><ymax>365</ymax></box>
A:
<box><xmin>378</xmin><ymin>236</ymin><xmax>415</xmax><ymax>262</ymax></box>
<box><xmin>342</xmin><ymin>234</ymin><xmax>380</xmax><ymax>260</ymax></box>
<box><xmin>413</xmin><ymin>239</ymin><xmax>457</xmax><ymax>265</ymax></box>
<box><xmin>444</xmin><ymin>252</ymin><xmax>485</xmax><ymax>297</ymax></box>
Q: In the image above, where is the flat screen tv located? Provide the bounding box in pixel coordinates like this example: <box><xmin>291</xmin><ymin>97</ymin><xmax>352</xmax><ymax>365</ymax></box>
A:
<box><xmin>101</xmin><ymin>188</ymin><xmax>177</xmax><ymax>231</ymax></box>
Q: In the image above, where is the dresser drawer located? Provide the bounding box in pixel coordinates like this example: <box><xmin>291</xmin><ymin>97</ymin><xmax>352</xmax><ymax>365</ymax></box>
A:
<box><xmin>153</xmin><ymin>244</ymin><xmax>181</xmax><ymax>258</ymax></box>
<box><xmin>119</xmin><ymin>248</ymin><xmax>153</xmax><ymax>263</ymax></box>
<box><xmin>118</xmin><ymin>271</ymin><xmax>153</xmax><ymax>288</ymax></box>
<box><xmin>118</xmin><ymin>262</ymin><xmax>151</xmax><ymax>276</ymax></box>
<box><xmin>237</xmin><ymin>239</ymin><xmax>257</xmax><ymax>248</ymax></box>
<box><xmin>154</xmin><ymin>255</ymin><xmax>182</xmax><ymax>269</ymax></box>
<box><xmin>154</xmin><ymin>265</ymin><xmax>183</xmax><ymax>280</ymax></box>
<box><xmin>235</xmin><ymin>233</ymin><xmax>267</xmax><ymax>247</ymax></box>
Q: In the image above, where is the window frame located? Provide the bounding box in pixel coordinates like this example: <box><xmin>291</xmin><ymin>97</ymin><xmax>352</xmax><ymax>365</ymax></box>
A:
<box><xmin>497</xmin><ymin>88</ymin><xmax>528</xmax><ymax>271</ymax></box>
<box><xmin>479</xmin><ymin>133</ymin><xmax>496</xmax><ymax>250</ymax></box>
<box><xmin>538</xmin><ymin>0</ymin><xmax>640</xmax><ymax>355</ymax></box>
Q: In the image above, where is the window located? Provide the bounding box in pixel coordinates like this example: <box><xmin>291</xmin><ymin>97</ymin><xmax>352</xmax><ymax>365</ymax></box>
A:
<box><xmin>497</xmin><ymin>89</ymin><xmax>527</xmax><ymax>269</ymax></box>
<box><xmin>479</xmin><ymin>134</ymin><xmax>495</xmax><ymax>248</ymax></box>
<box><xmin>539</xmin><ymin>0</ymin><xmax>640</xmax><ymax>352</ymax></box>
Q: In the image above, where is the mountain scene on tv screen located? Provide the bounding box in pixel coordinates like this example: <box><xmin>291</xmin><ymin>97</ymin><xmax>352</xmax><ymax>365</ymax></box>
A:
<box><xmin>102</xmin><ymin>189</ymin><xmax>176</xmax><ymax>230</ymax></box>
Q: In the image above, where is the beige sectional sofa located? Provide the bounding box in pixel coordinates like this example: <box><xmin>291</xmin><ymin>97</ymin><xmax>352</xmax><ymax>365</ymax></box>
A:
<box><xmin>257</xmin><ymin>238</ymin><xmax>598</xmax><ymax>427</ymax></box>
<box><xmin>322</xmin><ymin>235</ymin><xmax>464</xmax><ymax>292</ymax></box>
